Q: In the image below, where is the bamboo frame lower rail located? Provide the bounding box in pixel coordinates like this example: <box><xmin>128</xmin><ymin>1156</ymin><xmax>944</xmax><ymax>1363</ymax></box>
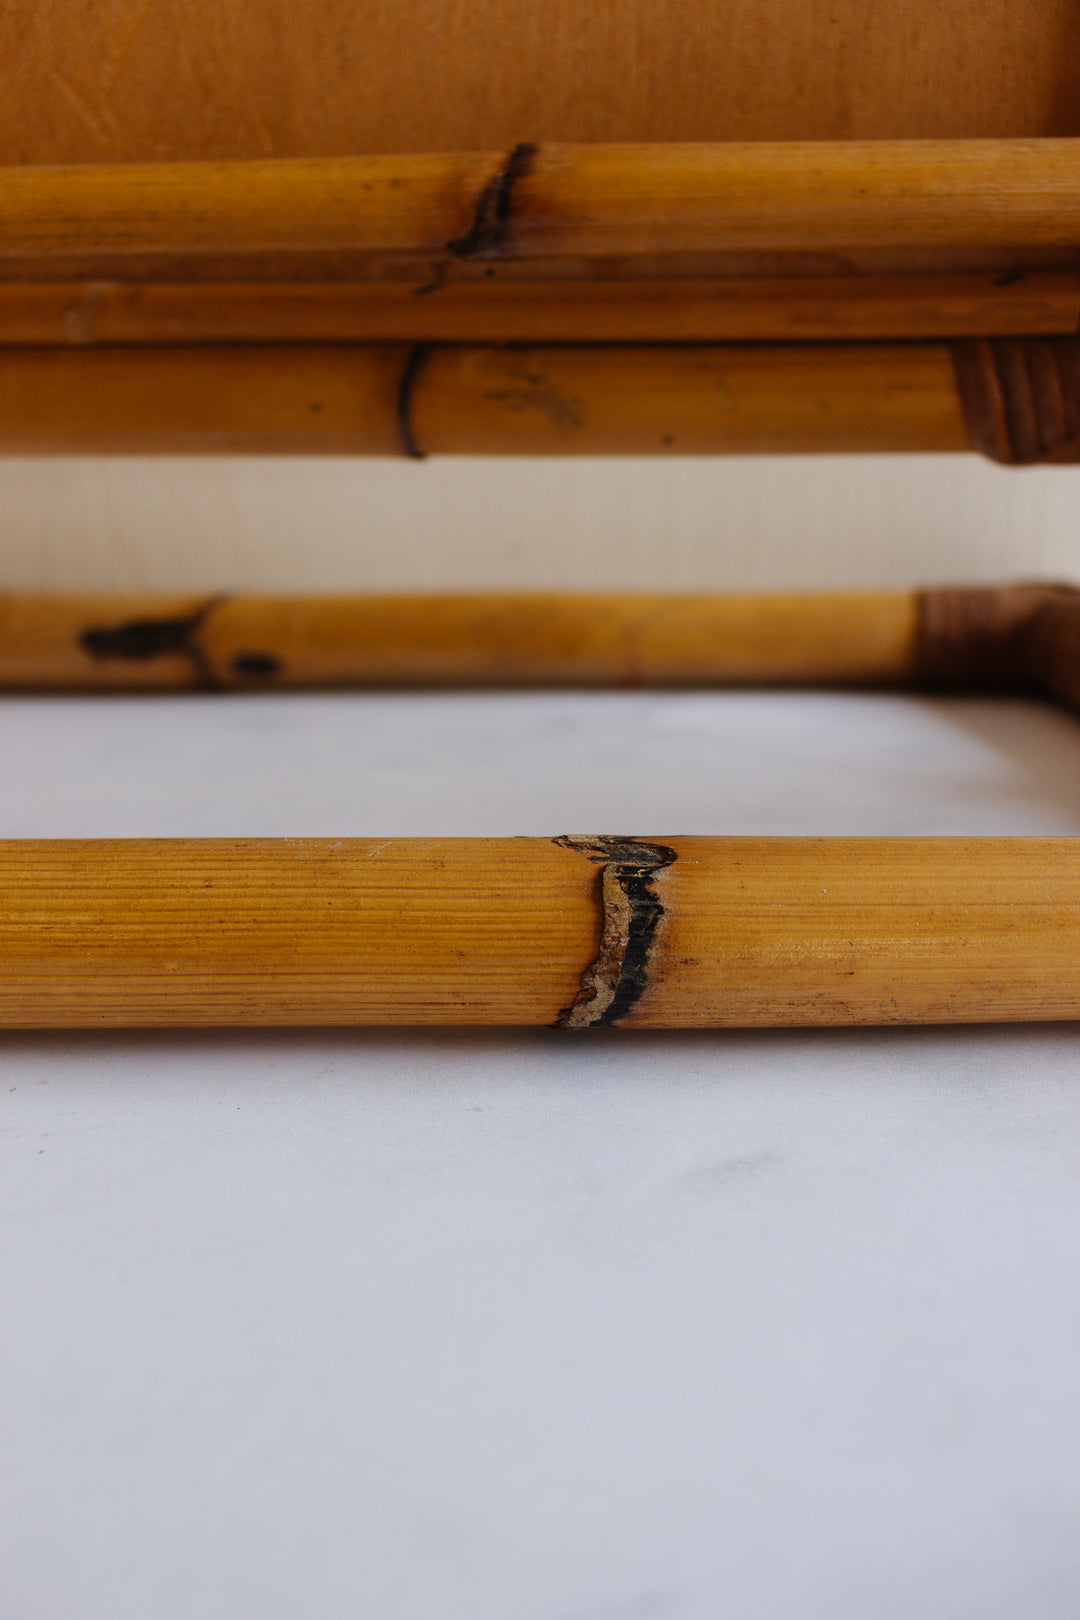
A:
<box><xmin>1</xmin><ymin>836</ymin><xmax>1078</xmax><ymax>1029</ymax></box>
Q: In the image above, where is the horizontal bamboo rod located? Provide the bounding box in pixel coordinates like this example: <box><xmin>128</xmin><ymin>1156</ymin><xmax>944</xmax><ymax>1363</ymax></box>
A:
<box><xmin>0</xmin><ymin>591</ymin><xmax>920</xmax><ymax>690</ymax></box>
<box><xmin>0</xmin><ymin>341</ymin><xmax>970</xmax><ymax>454</ymax></box>
<box><xmin>3</xmin><ymin>142</ymin><xmax>1080</xmax><ymax>277</ymax></box>
<box><xmin>2</xmin><ymin>274</ymin><xmax>1077</xmax><ymax>345</ymax></box>
<box><xmin>0</xmin><ymin>837</ymin><xmax>1077</xmax><ymax>1028</ymax></box>
<box><xmin>4</xmin><ymin>585</ymin><xmax>1078</xmax><ymax>705</ymax></box>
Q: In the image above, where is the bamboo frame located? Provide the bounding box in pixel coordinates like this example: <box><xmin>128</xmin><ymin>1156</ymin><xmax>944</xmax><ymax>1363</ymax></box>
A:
<box><xmin>1</xmin><ymin>585</ymin><xmax>1079</xmax><ymax>1030</ymax></box>
<box><xmin>5</xmin><ymin>137</ymin><xmax>1080</xmax><ymax>1025</ymax></box>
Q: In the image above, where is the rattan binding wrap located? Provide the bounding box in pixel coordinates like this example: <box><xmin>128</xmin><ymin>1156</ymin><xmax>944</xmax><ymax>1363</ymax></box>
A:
<box><xmin>951</xmin><ymin>337</ymin><xmax>1080</xmax><ymax>464</ymax></box>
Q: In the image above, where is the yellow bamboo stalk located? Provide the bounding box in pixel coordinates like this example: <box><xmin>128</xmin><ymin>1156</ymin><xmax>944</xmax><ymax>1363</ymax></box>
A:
<box><xmin>0</xmin><ymin>837</ymin><xmax>1076</xmax><ymax>1028</ymax></box>
<box><xmin>6</xmin><ymin>587</ymin><xmax>1079</xmax><ymax>699</ymax></box>
<box><xmin>0</xmin><ymin>591</ymin><xmax>919</xmax><ymax>691</ymax></box>
<box><xmin>3</xmin><ymin>143</ymin><xmax>1080</xmax><ymax>276</ymax></box>
<box><xmin>0</xmin><ymin>341</ymin><xmax>970</xmax><ymax>454</ymax></box>
<box><xmin>2</xmin><ymin>274</ymin><xmax>1077</xmax><ymax>345</ymax></box>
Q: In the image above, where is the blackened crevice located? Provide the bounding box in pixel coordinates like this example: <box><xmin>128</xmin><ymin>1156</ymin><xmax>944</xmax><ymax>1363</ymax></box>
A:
<box><xmin>554</xmin><ymin>836</ymin><xmax>677</xmax><ymax>1029</ymax></box>
<box><xmin>79</xmin><ymin>595</ymin><xmax>226</xmax><ymax>688</ymax></box>
<box><xmin>397</xmin><ymin>343</ymin><xmax>432</xmax><ymax>458</ymax></box>
<box><xmin>447</xmin><ymin>142</ymin><xmax>538</xmax><ymax>260</ymax></box>
<box><xmin>231</xmin><ymin>652</ymin><xmax>281</xmax><ymax>679</ymax></box>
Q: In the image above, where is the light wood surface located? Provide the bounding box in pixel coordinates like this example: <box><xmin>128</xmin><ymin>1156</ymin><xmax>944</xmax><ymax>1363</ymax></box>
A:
<box><xmin>0</xmin><ymin>836</ymin><xmax>1077</xmax><ymax>1028</ymax></box>
<box><xmin>4</xmin><ymin>143</ymin><xmax>1080</xmax><ymax>283</ymax></box>
<box><xmin>0</xmin><ymin>591</ymin><xmax>920</xmax><ymax>690</ymax></box>
<box><xmin>3</xmin><ymin>1</ymin><xmax>1077</xmax><ymax>167</ymax></box>
<box><xmin>3</xmin><ymin>275</ymin><xmax>1076</xmax><ymax>346</ymax></box>
<box><xmin>0</xmin><ymin>342</ymin><xmax>970</xmax><ymax>455</ymax></box>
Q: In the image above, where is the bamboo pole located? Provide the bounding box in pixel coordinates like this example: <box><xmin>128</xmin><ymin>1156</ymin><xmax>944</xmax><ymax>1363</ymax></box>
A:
<box><xmin>2</xmin><ymin>274</ymin><xmax>1077</xmax><ymax>346</ymax></box>
<box><xmin>0</xmin><ymin>341</ymin><xmax>969</xmax><ymax>454</ymax></box>
<box><xmin>0</xmin><ymin>591</ymin><xmax>920</xmax><ymax>691</ymax></box>
<box><xmin>3</xmin><ymin>142</ymin><xmax>1080</xmax><ymax>276</ymax></box>
<box><xmin>3</xmin><ymin>585</ymin><xmax>1077</xmax><ymax>706</ymax></box>
<box><xmin>0</xmin><ymin>836</ymin><xmax>1077</xmax><ymax>1028</ymax></box>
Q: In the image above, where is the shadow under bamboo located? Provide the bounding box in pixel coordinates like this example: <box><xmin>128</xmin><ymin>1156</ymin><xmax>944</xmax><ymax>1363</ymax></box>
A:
<box><xmin>0</xmin><ymin>836</ymin><xmax>1078</xmax><ymax>1028</ymax></box>
<box><xmin>3</xmin><ymin>142</ymin><xmax>1080</xmax><ymax>280</ymax></box>
<box><xmin>2</xmin><ymin>274</ymin><xmax>1077</xmax><ymax>345</ymax></box>
<box><xmin>0</xmin><ymin>341</ymin><xmax>970</xmax><ymax>454</ymax></box>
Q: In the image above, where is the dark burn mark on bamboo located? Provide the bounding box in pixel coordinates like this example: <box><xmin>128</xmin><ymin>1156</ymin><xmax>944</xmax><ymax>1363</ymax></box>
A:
<box><xmin>79</xmin><ymin>596</ymin><xmax>226</xmax><ymax>688</ymax></box>
<box><xmin>231</xmin><ymin>652</ymin><xmax>281</xmax><ymax>679</ymax></box>
<box><xmin>554</xmin><ymin>837</ymin><xmax>677</xmax><ymax>1028</ymax></box>
<box><xmin>447</xmin><ymin>142</ymin><xmax>538</xmax><ymax>260</ymax></box>
<box><xmin>397</xmin><ymin>342</ymin><xmax>432</xmax><ymax>458</ymax></box>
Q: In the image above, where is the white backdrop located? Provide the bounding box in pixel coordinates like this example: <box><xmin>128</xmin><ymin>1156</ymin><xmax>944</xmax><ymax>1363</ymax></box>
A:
<box><xmin>1</xmin><ymin>452</ymin><xmax>1079</xmax><ymax>592</ymax></box>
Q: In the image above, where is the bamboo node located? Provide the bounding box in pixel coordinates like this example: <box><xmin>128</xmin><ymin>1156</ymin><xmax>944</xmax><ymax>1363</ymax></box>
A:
<box><xmin>396</xmin><ymin>343</ymin><xmax>432</xmax><ymax>458</ymax></box>
<box><xmin>446</xmin><ymin>142</ymin><xmax>537</xmax><ymax>260</ymax></box>
<box><xmin>553</xmin><ymin>836</ymin><xmax>677</xmax><ymax>1029</ymax></box>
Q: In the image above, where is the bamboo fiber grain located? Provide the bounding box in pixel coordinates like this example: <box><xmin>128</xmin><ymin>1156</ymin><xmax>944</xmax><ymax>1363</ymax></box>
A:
<box><xmin>1</xmin><ymin>837</ymin><xmax>1078</xmax><ymax>1029</ymax></box>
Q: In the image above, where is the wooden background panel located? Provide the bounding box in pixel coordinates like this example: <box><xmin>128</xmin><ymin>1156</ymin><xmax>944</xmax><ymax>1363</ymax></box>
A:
<box><xmin>3</xmin><ymin>1</ymin><xmax>1079</xmax><ymax>166</ymax></box>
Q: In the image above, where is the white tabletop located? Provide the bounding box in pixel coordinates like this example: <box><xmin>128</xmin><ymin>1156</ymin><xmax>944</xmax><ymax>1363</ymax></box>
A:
<box><xmin>3</xmin><ymin>690</ymin><xmax>1080</xmax><ymax>1619</ymax></box>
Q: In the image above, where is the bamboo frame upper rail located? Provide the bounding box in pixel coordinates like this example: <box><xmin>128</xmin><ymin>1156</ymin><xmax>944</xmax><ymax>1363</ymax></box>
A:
<box><xmin>4</xmin><ymin>142</ymin><xmax>1080</xmax><ymax>277</ymax></box>
<box><xmin>4</xmin><ymin>140</ymin><xmax>1080</xmax><ymax>460</ymax></box>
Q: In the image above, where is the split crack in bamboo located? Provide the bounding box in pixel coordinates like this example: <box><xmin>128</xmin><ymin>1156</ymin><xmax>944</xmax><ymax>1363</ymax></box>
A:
<box><xmin>554</xmin><ymin>837</ymin><xmax>678</xmax><ymax>1028</ymax></box>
